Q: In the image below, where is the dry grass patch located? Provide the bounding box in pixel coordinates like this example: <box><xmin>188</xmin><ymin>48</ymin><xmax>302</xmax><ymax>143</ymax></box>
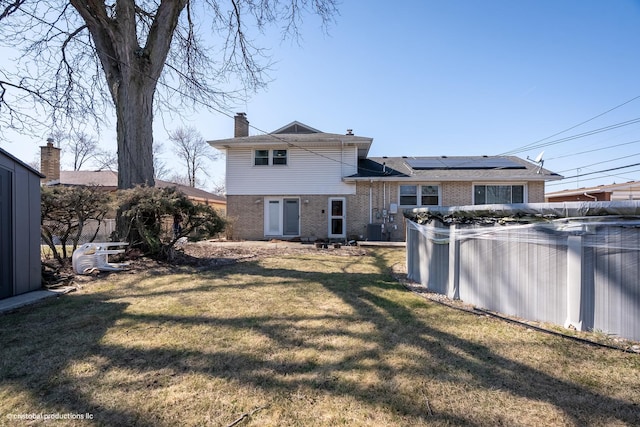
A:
<box><xmin>0</xmin><ymin>247</ymin><xmax>638</xmax><ymax>426</ymax></box>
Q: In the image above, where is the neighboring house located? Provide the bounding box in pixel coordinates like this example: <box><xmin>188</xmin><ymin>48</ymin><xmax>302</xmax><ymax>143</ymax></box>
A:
<box><xmin>209</xmin><ymin>113</ymin><xmax>563</xmax><ymax>242</ymax></box>
<box><xmin>39</xmin><ymin>141</ymin><xmax>226</xmax><ymax>213</ymax></box>
<box><xmin>0</xmin><ymin>147</ymin><xmax>44</xmax><ymax>300</ymax></box>
<box><xmin>545</xmin><ymin>181</ymin><xmax>640</xmax><ymax>202</ymax></box>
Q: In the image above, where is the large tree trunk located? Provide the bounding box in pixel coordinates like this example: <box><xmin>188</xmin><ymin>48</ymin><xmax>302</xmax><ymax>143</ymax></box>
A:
<box><xmin>68</xmin><ymin>0</ymin><xmax>187</xmax><ymax>240</ymax></box>
<box><xmin>116</xmin><ymin>78</ymin><xmax>156</xmax><ymax>189</ymax></box>
<box><xmin>69</xmin><ymin>0</ymin><xmax>185</xmax><ymax>189</ymax></box>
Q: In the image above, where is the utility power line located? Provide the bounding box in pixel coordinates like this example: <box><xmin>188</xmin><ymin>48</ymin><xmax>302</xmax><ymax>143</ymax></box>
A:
<box><xmin>547</xmin><ymin>162</ymin><xmax>640</xmax><ymax>185</ymax></box>
<box><xmin>547</xmin><ymin>138</ymin><xmax>640</xmax><ymax>161</ymax></box>
<box><xmin>500</xmin><ymin>94</ymin><xmax>640</xmax><ymax>155</ymax></box>
<box><xmin>501</xmin><ymin>116</ymin><xmax>640</xmax><ymax>155</ymax></box>
<box><xmin>555</xmin><ymin>152</ymin><xmax>640</xmax><ymax>173</ymax></box>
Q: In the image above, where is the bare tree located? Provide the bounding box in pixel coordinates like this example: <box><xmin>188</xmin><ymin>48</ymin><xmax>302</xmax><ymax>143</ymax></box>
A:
<box><xmin>92</xmin><ymin>149</ymin><xmax>118</xmax><ymax>171</ymax></box>
<box><xmin>50</xmin><ymin>129</ymin><xmax>114</xmax><ymax>171</ymax></box>
<box><xmin>169</xmin><ymin>126</ymin><xmax>217</xmax><ymax>188</ymax></box>
<box><xmin>0</xmin><ymin>0</ymin><xmax>338</xmax><ymax>191</ymax></box>
<box><xmin>167</xmin><ymin>172</ymin><xmax>190</xmax><ymax>187</ymax></box>
<box><xmin>209</xmin><ymin>179</ymin><xmax>226</xmax><ymax>196</ymax></box>
<box><xmin>153</xmin><ymin>141</ymin><xmax>171</xmax><ymax>180</ymax></box>
<box><xmin>67</xmin><ymin>132</ymin><xmax>98</xmax><ymax>171</ymax></box>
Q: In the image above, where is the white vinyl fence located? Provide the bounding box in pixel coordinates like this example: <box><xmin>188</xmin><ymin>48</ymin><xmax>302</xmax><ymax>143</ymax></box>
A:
<box><xmin>42</xmin><ymin>219</ymin><xmax>117</xmax><ymax>245</ymax></box>
<box><xmin>405</xmin><ymin>201</ymin><xmax>640</xmax><ymax>342</ymax></box>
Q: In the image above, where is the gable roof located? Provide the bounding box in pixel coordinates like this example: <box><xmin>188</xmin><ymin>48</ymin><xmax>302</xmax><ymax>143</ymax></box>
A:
<box><xmin>208</xmin><ymin>121</ymin><xmax>373</xmax><ymax>158</ymax></box>
<box><xmin>271</xmin><ymin>121</ymin><xmax>322</xmax><ymax>134</ymax></box>
<box><xmin>345</xmin><ymin>156</ymin><xmax>563</xmax><ymax>182</ymax></box>
<box><xmin>0</xmin><ymin>146</ymin><xmax>45</xmax><ymax>178</ymax></box>
<box><xmin>50</xmin><ymin>171</ymin><xmax>226</xmax><ymax>203</ymax></box>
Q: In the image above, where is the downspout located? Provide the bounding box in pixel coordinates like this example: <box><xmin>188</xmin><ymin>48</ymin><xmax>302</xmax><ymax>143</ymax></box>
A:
<box><xmin>341</xmin><ymin>140</ymin><xmax>344</xmax><ymax>177</ymax></box>
<box><xmin>383</xmin><ymin>181</ymin><xmax>386</xmax><ymax>211</ymax></box>
<box><xmin>583</xmin><ymin>193</ymin><xmax>598</xmax><ymax>201</ymax></box>
<box><xmin>369</xmin><ymin>180</ymin><xmax>373</xmax><ymax>223</ymax></box>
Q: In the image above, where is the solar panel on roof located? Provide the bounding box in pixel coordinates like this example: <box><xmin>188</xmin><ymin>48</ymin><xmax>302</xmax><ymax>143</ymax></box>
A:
<box><xmin>406</xmin><ymin>157</ymin><xmax>526</xmax><ymax>170</ymax></box>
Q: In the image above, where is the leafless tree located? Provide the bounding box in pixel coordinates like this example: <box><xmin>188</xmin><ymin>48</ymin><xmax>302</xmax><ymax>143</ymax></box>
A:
<box><xmin>0</xmin><ymin>0</ymin><xmax>338</xmax><ymax>191</ymax></box>
<box><xmin>66</xmin><ymin>132</ymin><xmax>98</xmax><ymax>171</ymax></box>
<box><xmin>169</xmin><ymin>126</ymin><xmax>217</xmax><ymax>188</ymax></box>
<box><xmin>209</xmin><ymin>179</ymin><xmax>226</xmax><ymax>196</ymax></box>
<box><xmin>50</xmin><ymin>129</ymin><xmax>114</xmax><ymax>171</ymax></box>
<box><xmin>92</xmin><ymin>149</ymin><xmax>118</xmax><ymax>172</ymax></box>
<box><xmin>27</xmin><ymin>157</ymin><xmax>40</xmax><ymax>172</ymax></box>
<box><xmin>167</xmin><ymin>172</ymin><xmax>190</xmax><ymax>187</ymax></box>
<box><xmin>153</xmin><ymin>141</ymin><xmax>171</xmax><ymax>180</ymax></box>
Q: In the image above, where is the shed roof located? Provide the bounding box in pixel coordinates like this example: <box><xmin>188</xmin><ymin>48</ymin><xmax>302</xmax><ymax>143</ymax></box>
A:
<box><xmin>0</xmin><ymin>147</ymin><xmax>45</xmax><ymax>177</ymax></box>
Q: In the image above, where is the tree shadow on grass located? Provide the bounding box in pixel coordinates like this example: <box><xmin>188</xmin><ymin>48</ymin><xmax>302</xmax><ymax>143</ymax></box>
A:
<box><xmin>0</xmin><ymin>296</ymin><xmax>162</xmax><ymax>426</ymax></box>
<box><xmin>0</xmin><ymin>250</ymin><xmax>638</xmax><ymax>425</ymax></box>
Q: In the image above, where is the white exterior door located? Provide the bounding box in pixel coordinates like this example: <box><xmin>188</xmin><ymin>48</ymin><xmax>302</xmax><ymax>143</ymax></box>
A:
<box><xmin>265</xmin><ymin>198</ymin><xmax>300</xmax><ymax>237</ymax></box>
<box><xmin>328</xmin><ymin>197</ymin><xmax>346</xmax><ymax>239</ymax></box>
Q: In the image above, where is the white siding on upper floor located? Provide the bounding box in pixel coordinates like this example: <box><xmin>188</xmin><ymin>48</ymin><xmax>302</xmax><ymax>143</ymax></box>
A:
<box><xmin>226</xmin><ymin>145</ymin><xmax>358</xmax><ymax>195</ymax></box>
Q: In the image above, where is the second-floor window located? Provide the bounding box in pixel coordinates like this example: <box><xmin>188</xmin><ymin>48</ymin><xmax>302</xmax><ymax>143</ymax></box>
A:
<box><xmin>254</xmin><ymin>150</ymin><xmax>269</xmax><ymax>166</ymax></box>
<box><xmin>254</xmin><ymin>149</ymin><xmax>288</xmax><ymax>166</ymax></box>
<box><xmin>273</xmin><ymin>149</ymin><xmax>288</xmax><ymax>165</ymax></box>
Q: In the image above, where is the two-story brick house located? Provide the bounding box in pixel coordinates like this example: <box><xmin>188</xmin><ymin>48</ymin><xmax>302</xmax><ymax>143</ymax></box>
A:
<box><xmin>208</xmin><ymin>113</ymin><xmax>562</xmax><ymax>241</ymax></box>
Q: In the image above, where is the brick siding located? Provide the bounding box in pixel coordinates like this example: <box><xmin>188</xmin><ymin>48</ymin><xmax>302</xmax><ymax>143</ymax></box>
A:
<box><xmin>228</xmin><ymin>180</ymin><xmax>549</xmax><ymax>241</ymax></box>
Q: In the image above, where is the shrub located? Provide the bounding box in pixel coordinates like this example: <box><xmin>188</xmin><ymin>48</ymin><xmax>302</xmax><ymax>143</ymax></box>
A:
<box><xmin>116</xmin><ymin>186</ymin><xmax>225</xmax><ymax>259</ymax></box>
<box><xmin>41</xmin><ymin>185</ymin><xmax>112</xmax><ymax>264</ymax></box>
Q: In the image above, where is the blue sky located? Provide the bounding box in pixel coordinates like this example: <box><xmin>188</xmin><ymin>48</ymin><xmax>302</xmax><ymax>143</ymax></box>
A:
<box><xmin>2</xmin><ymin>0</ymin><xmax>640</xmax><ymax>192</ymax></box>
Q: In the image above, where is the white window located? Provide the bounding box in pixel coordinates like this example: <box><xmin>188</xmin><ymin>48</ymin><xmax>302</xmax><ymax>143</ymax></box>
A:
<box><xmin>400</xmin><ymin>184</ymin><xmax>440</xmax><ymax>207</ymax></box>
<box><xmin>272</xmin><ymin>149</ymin><xmax>288</xmax><ymax>165</ymax></box>
<box><xmin>254</xmin><ymin>150</ymin><xmax>269</xmax><ymax>166</ymax></box>
<box><xmin>400</xmin><ymin>185</ymin><xmax>417</xmax><ymax>205</ymax></box>
<box><xmin>421</xmin><ymin>185</ymin><xmax>439</xmax><ymax>206</ymax></box>
<box><xmin>474</xmin><ymin>184</ymin><xmax>525</xmax><ymax>204</ymax></box>
<box><xmin>253</xmin><ymin>149</ymin><xmax>288</xmax><ymax>166</ymax></box>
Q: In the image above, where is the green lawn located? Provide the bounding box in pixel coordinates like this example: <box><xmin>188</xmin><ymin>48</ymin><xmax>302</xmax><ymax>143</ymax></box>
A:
<box><xmin>0</xmin><ymin>247</ymin><xmax>638</xmax><ymax>426</ymax></box>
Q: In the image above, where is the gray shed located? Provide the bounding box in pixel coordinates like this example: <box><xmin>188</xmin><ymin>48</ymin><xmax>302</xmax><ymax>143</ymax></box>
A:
<box><xmin>0</xmin><ymin>147</ymin><xmax>44</xmax><ymax>299</ymax></box>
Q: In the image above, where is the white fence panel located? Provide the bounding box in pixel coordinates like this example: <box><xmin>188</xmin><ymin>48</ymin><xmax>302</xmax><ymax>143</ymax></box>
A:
<box><xmin>406</xmin><ymin>217</ymin><xmax>640</xmax><ymax>342</ymax></box>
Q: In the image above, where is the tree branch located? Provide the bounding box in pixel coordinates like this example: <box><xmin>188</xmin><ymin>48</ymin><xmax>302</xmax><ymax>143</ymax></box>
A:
<box><xmin>146</xmin><ymin>0</ymin><xmax>188</xmax><ymax>79</ymax></box>
<box><xmin>0</xmin><ymin>0</ymin><xmax>25</xmax><ymax>20</ymax></box>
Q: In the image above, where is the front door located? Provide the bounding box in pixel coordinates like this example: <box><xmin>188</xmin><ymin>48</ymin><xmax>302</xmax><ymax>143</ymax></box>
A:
<box><xmin>0</xmin><ymin>168</ymin><xmax>12</xmax><ymax>299</ymax></box>
<box><xmin>328</xmin><ymin>198</ymin><xmax>346</xmax><ymax>239</ymax></box>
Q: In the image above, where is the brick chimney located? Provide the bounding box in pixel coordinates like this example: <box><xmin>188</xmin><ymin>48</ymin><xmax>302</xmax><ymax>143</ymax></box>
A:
<box><xmin>40</xmin><ymin>137</ymin><xmax>61</xmax><ymax>183</ymax></box>
<box><xmin>234</xmin><ymin>112</ymin><xmax>249</xmax><ymax>137</ymax></box>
